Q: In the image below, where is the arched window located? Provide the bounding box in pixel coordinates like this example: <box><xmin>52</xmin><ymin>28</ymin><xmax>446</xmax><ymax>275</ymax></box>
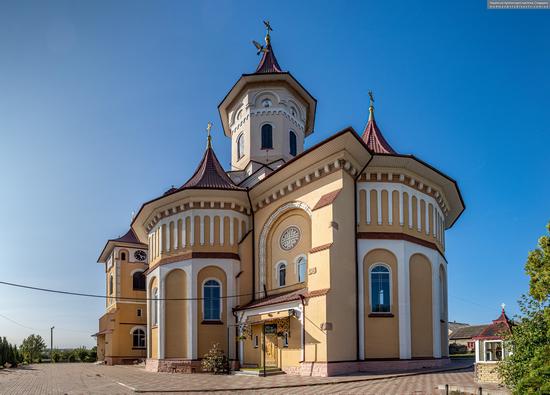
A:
<box><xmin>203</xmin><ymin>280</ymin><xmax>221</xmax><ymax>321</ymax></box>
<box><xmin>278</xmin><ymin>263</ymin><xmax>287</xmax><ymax>287</ymax></box>
<box><xmin>152</xmin><ymin>287</ymin><xmax>159</xmax><ymax>325</ymax></box>
<box><xmin>261</xmin><ymin>124</ymin><xmax>273</xmax><ymax>150</ymax></box>
<box><xmin>289</xmin><ymin>131</ymin><xmax>297</xmax><ymax>156</ymax></box>
<box><xmin>297</xmin><ymin>256</ymin><xmax>306</xmax><ymax>283</ymax></box>
<box><xmin>132</xmin><ymin>328</ymin><xmax>146</xmax><ymax>348</ymax></box>
<box><xmin>370</xmin><ymin>265</ymin><xmax>390</xmax><ymax>313</ymax></box>
<box><xmin>237</xmin><ymin>133</ymin><xmax>244</xmax><ymax>160</ymax></box>
<box><xmin>120</xmin><ymin>252</ymin><xmax>126</xmax><ymax>261</ymax></box>
<box><xmin>132</xmin><ymin>271</ymin><xmax>146</xmax><ymax>291</ymax></box>
<box><xmin>109</xmin><ymin>274</ymin><xmax>114</xmax><ymax>295</ymax></box>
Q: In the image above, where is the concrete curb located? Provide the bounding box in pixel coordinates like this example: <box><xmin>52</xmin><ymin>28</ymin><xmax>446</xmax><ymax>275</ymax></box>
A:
<box><xmin>126</xmin><ymin>363</ymin><xmax>474</xmax><ymax>393</ymax></box>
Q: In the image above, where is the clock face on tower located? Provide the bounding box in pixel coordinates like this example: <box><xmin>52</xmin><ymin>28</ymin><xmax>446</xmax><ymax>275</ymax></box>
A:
<box><xmin>134</xmin><ymin>250</ymin><xmax>147</xmax><ymax>261</ymax></box>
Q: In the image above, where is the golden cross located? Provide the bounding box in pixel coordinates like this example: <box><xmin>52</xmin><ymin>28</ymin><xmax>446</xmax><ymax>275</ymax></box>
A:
<box><xmin>263</xmin><ymin>20</ymin><xmax>273</xmax><ymax>33</ymax></box>
<box><xmin>206</xmin><ymin>121</ymin><xmax>212</xmax><ymax>147</ymax></box>
<box><xmin>368</xmin><ymin>90</ymin><xmax>374</xmax><ymax>106</ymax></box>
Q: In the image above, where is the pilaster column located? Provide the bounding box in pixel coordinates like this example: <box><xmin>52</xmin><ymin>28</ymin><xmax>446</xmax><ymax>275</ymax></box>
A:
<box><xmin>431</xmin><ymin>254</ymin><xmax>442</xmax><ymax>358</ymax></box>
<box><xmin>398</xmin><ymin>245</ymin><xmax>411</xmax><ymax>359</ymax></box>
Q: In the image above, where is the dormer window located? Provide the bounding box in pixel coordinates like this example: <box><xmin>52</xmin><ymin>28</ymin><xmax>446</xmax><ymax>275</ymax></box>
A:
<box><xmin>262</xmin><ymin>99</ymin><xmax>272</xmax><ymax>108</ymax></box>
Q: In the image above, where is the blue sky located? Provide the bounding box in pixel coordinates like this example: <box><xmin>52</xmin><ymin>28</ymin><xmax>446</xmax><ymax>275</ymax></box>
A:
<box><xmin>0</xmin><ymin>1</ymin><xmax>548</xmax><ymax>348</ymax></box>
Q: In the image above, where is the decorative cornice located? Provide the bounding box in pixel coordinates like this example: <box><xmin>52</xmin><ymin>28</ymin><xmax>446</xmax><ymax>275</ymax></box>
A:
<box><xmin>357</xmin><ymin>231</ymin><xmax>444</xmax><ymax>257</ymax></box>
<box><xmin>358</xmin><ymin>169</ymin><xmax>450</xmax><ymax>216</ymax></box>
<box><xmin>253</xmin><ymin>158</ymin><xmax>358</xmax><ymax>212</ymax></box>
<box><xmin>145</xmin><ymin>251</ymin><xmax>240</xmax><ymax>274</ymax></box>
<box><xmin>145</xmin><ymin>200</ymin><xmax>250</xmax><ymax>232</ymax></box>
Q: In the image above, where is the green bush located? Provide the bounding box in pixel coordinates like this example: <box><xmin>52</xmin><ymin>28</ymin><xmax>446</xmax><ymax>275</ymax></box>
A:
<box><xmin>201</xmin><ymin>343</ymin><xmax>229</xmax><ymax>374</ymax></box>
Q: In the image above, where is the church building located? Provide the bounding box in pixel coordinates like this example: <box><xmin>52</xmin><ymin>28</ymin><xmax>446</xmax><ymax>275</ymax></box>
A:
<box><xmin>94</xmin><ymin>24</ymin><xmax>464</xmax><ymax>376</ymax></box>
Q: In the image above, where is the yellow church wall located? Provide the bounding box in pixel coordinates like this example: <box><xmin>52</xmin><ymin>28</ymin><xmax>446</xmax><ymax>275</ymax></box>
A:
<box><xmin>325</xmin><ymin>172</ymin><xmax>357</xmax><ymax>361</ymax></box>
<box><xmin>165</xmin><ymin>269</ymin><xmax>187</xmax><ymax>358</ymax></box>
<box><xmin>266</xmin><ymin>209</ymin><xmax>310</xmax><ymax>294</ymax></box>
<box><xmin>363</xmin><ymin>249</ymin><xmax>400</xmax><ymax>358</ymax></box>
<box><xmin>253</xmin><ymin>169</ymin><xmax>344</xmax><ymax>294</ymax></box>
<box><xmin>237</xmin><ymin>232</ymin><xmax>254</xmax><ymax>307</ymax></box>
<box><xmin>409</xmin><ymin>253</ymin><xmax>433</xmax><ymax>358</ymax></box>
<box><xmin>304</xmin><ymin>295</ymin><xmax>328</xmax><ymax>362</ymax></box>
<box><xmin>242</xmin><ymin>324</ymin><xmax>262</xmax><ymax>367</ymax></box>
<box><xmin>197</xmin><ymin>266</ymin><xmax>228</xmax><ymax>357</ymax></box>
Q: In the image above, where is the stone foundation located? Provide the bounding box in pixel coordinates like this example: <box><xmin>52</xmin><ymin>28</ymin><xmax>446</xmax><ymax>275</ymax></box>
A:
<box><xmin>475</xmin><ymin>362</ymin><xmax>502</xmax><ymax>384</ymax></box>
<box><xmin>282</xmin><ymin>358</ymin><xmax>451</xmax><ymax>377</ymax></box>
<box><xmin>145</xmin><ymin>358</ymin><xmax>240</xmax><ymax>373</ymax></box>
<box><xmin>104</xmin><ymin>357</ymin><xmax>145</xmax><ymax>366</ymax></box>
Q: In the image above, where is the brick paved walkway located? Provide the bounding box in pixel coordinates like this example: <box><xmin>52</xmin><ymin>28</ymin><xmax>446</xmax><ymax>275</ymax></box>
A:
<box><xmin>0</xmin><ymin>362</ymin><xmax>510</xmax><ymax>394</ymax></box>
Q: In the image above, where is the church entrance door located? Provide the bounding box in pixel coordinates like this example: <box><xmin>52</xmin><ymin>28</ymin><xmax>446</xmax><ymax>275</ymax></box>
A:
<box><xmin>263</xmin><ymin>323</ymin><xmax>278</xmax><ymax>368</ymax></box>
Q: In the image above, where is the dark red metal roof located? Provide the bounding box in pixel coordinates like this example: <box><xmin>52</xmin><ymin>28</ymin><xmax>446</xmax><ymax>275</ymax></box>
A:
<box><xmin>179</xmin><ymin>145</ymin><xmax>244</xmax><ymax>191</ymax></box>
<box><xmin>361</xmin><ymin>115</ymin><xmax>396</xmax><ymax>154</ymax></box>
<box><xmin>112</xmin><ymin>228</ymin><xmax>145</xmax><ymax>245</ymax></box>
<box><xmin>255</xmin><ymin>42</ymin><xmax>283</xmax><ymax>74</ymax></box>
<box><xmin>473</xmin><ymin>309</ymin><xmax>513</xmax><ymax>340</ymax></box>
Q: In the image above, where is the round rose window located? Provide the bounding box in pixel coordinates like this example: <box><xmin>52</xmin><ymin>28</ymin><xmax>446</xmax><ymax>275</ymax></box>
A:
<box><xmin>280</xmin><ymin>226</ymin><xmax>301</xmax><ymax>251</ymax></box>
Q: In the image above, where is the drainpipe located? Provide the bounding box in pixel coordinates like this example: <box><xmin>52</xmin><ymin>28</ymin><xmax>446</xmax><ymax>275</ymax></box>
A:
<box><xmin>299</xmin><ymin>294</ymin><xmax>306</xmax><ymax>363</ymax></box>
<box><xmin>354</xmin><ymin>154</ymin><xmax>374</xmax><ymax>361</ymax></box>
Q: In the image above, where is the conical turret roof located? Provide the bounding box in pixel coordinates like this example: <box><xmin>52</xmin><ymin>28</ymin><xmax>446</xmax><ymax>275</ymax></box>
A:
<box><xmin>255</xmin><ymin>42</ymin><xmax>283</xmax><ymax>74</ymax></box>
<box><xmin>361</xmin><ymin>94</ymin><xmax>396</xmax><ymax>154</ymax></box>
<box><xmin>179</xmin><ymin>144</ymin><xmax>243</xmax><ymax>191</ymax></box>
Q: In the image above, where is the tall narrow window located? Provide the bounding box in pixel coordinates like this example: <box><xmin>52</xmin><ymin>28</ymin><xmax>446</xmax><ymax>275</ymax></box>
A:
<box><xmin>133</xmin><ymin>271</ymin><xmax>146</xmax><ymax>290</ymax></box>
<box><xmin>109</xmin><ymin>274</ymin><xmax>114</xmax><ymax>295</ymax></box>
<box><xmin>370</xmin><ymin>265</ymin><xmax>390</xmax><ymax>312</ymax></box>
<box><xmin>278</xmin><ymin>263</ymin><xmax>286</xmax><ymax>287</ymax></box>
<box><xmin>297</xmin><ymin>257</ymin><xmax>306</xmax><ymax>283</ymax></box>
<box><xmin>237</xmin><ymin>133</ymin><xmax>244</xmax><ymax>160</ymax></box>
<box><xmin>289</xmin><ymin>131</ymin><xmax>297</xmax><ymax>156</ymax></box>
<box><xmin>132</xmin><ymin>328</ymin><xmax>146</xmax><ymax>348</ymax></box>
<box><xmin>261</xmin><ymin>124</ymin><xmax>273</xmax><ymax>150</ymax></box>
<box><xmin>203</xmin><ymin>280</ymin><xmax>221</xmax><ymax>321</ymax></box>
<box><xmin>152</xmin><ymin>287</ymin><xmax>159</xmax><ymax>325</ymax></box>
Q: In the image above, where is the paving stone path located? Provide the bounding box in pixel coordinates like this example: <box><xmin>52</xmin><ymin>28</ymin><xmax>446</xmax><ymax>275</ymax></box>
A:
<box><xmin>0</xmin><ymin>361</ymin><xmax>510</xmax><ymax>394</ymax></box>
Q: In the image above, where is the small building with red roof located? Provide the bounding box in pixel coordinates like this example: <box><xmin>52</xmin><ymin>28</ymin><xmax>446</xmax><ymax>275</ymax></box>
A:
<box><xmin>474</xmin><ymin>305</ymin><xmax>513</xmax><ymax>383</ymax></box>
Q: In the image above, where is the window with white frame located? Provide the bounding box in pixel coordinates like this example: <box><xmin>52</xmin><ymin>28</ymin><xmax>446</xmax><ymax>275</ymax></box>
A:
<box><xmin>370</xmin><ymin>265</ymin><xmax>391</xmax><ymax>313</ymax></box>
<box><xmin>297</xmin><ymin>256</ymin><xmax>307</xmax><ymax>283</ymax></box>
<box><xmin>152</xmin><ymin>287</ymin><xmax>159</xmax><ymax>325</ymax></box>
<box><xmin>237</xmin><ymin>133</ymin><xmax>244</xmax><ymax>160</ymax></box>
<box><xmin>132</xmin><ymin>328</ymin><xmax>146</xmax><ymax>348</ymax></box>
<box><xmin>203</xmin><ymin>279</ymin><xmax>221</xmax><ymax>321</ymax></box>
<box><xmin>277</xmin><ymin>262</ymin><xmax>287</xmax><ymax>287</ymax></box>
<box><xmin>484</xmin><ymin>340</ymin><xmax>504</xmax><ymax>362</ymax></box>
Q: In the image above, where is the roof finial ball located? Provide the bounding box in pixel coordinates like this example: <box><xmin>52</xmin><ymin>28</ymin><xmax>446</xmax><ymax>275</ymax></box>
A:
<box><xmin>206</xmin><ymin>121</ymin><xmax>213</xmax><ymax>148</ymax></box>
<box><xmin>368</xmin><ymin>90</ymin><xmax>375</xmax><ymax>121</ymax></box>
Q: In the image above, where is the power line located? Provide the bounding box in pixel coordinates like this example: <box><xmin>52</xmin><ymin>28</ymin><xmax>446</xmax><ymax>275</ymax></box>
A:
<box><xmin>0</xmin><ymin>312</ymin><xmax>40</xmax><ymax>332</ymax></box>
<box><xmin>0</xmin><ymin>280</ymin><xmax>270</xmax><ymax>301</ymax></box>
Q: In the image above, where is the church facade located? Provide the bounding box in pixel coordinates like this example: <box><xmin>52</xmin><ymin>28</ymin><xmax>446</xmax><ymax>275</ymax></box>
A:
<box><xmin>94</xmin><ymin>27</ymin><xmax>464</xmax><ymax>376</ymax></box>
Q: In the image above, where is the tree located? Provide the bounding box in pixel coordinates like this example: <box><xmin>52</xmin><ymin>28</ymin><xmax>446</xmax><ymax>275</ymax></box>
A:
<box><xmin>74</xmin><ymin>347</ymin><xmax>88</xmax><ymax>362</ymax></box>
<box><xmin>498</xmin><ymin>222</ymin><xmax>550</xmax><ymax>394</ymax></box>
<box><xmin>201</xmin><ymin>343</ymin><xmax>229</xmax><ymax>374</ymax></box>
<box><xmin>20</xmin><ymin>334</ymin><xmax>47</xmax><ymax>364</ymax></box>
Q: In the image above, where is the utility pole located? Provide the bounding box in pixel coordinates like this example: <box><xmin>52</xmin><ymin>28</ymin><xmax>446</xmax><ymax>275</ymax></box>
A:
<box><xmin>50</xmin><ymin>326</ymin><xmax>54</xmax><ymax>362</ymax></box>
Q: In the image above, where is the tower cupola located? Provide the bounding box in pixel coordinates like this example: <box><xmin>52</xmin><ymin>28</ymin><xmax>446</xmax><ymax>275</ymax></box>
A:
<box><xmin>218</xmin><ymin>22</ymin><xmax>317</xmax><ymax>182</ymax></box>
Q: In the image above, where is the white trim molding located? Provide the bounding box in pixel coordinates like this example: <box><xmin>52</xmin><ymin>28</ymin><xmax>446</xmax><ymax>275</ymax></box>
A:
<box><xmin>258</xmin><ymin>201</ymin><xmax>312</xmax><ymax>291</ymax></box>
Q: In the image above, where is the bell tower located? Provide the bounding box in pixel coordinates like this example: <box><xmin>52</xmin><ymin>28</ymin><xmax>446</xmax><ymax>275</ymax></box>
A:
<box><xmin>218</xmin><ymin>22</ymin><xmax>317</xmax><ymax>184</ymax></box>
